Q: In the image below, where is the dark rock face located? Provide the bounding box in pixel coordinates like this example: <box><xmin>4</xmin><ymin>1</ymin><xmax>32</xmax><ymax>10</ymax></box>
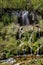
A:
<box><xmin>37</xmin><ymin>31</ymin><xmax>43</xmax><ymax>38</ymax></box>
<box><xmin>17</xmin><ymin>10</ymin><xmax>38</xmax><ymax>25</ymax></box>
<box><xmin>17</xmin><ymin>10</ymin><xmax>30</xmax><ymax>26</ymax></box>
<box><xmin>0</xmin><ymin>8</ymin><xmax>39</xmax><ymax>25</ymax></box>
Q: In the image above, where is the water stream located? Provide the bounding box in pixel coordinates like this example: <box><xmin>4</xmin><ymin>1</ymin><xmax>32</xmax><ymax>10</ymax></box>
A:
<box><xmin>11</xmin><ymin>10</ymin><xmax>29</xmax><ymax>25</ymax></box>
<box><xmin>22</xmin><ymin>11</ymin><xmax>29</xmax><ymax>25</ymax></box>
<box><xmin>8</xmin><ymin>10</ymin><xmax>42</xmax><ymax>56</ymax></box>
<box><xmin>28</xmin><ymin>31</ymin><xmax>33</xmax><ymax>55</ymax></box>
<box><xmin>18</xmin><ymin>27</ymin><xmax>22</xmax><ymax>39</ymax></box>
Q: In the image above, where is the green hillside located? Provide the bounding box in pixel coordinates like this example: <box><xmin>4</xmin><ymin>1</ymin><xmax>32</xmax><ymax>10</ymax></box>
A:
<box><xmin>0</xmin><ymin>0</ymin><xmax>43</xmax><ymax>65</ymax></box>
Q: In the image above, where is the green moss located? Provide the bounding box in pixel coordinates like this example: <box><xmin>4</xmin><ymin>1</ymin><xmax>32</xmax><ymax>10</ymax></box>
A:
<box><xmin>0</xmin><ymin>63</ymin><xmax>8</xmax><ymax>65</ymax></box>
<box><xmin>36</xmin><ymin>60</ymin><xmax>42</xmax><ymax>65</ymax></box>
<box><xmin>0</xmin><ymin>0</ymin><xmax>27</xmax><ymax>9</ymax></box>
<box><xmin>1</xmin><ymin>13</ymin><xmax>11</xmax><ymax>25</ymax></box>
<box><xmin>0</xmin><ymin>0</ymin><xmax>43</xmax><ymax>58</ymax></box>
<box><xmin>32</xmin><ymin>41</ymin><xmax>40</xmax><ymax>52</ymax></box>
<box><xmin>31</xmin><ymin>0</ymin><xmax>43</xmax><ymax>12</ymax></box>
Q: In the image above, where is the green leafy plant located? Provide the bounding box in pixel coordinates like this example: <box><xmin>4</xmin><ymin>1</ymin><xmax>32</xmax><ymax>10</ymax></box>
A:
<box><xmin>2</xmin><ymin>13</ymin><xmax>11</xmax><ymax>25</ymax></box>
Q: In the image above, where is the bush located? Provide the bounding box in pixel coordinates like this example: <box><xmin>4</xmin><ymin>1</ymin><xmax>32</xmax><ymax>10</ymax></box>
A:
<box><xmin>32</xmin><ymin>32</ymin><xmax>37</xmax><ymax>43</ymax></box>
<box><xmin>36</xmin><ymin>60</ymin><xmax>42</xmax><ymax>65</ymax></box>
<box><xmin>0</xmin><ymin>0</ymin><xmax>27</xmax><ymax>9</ymax></box>
<box><xmin>2</xmin><ymin>13</ymin><xmax>11</xmax><ymax>25</ymax></box>
<box><xmin>32</xmin><ymin>41</ymin><xmax>40</xmax><ymax>53</ymax></box>
<box><xmin>22</xmin><ymin>32</ymin><xmax>32</xmax><ymax>41</ymax></box>
<box><xmin>31</xmin><ymin>0</ymin><xmax>43</xmax><ymax>13</ymax></box>
<box><xmin>11</xmin><ymin>15</ymin><xmax>18</xmax><ymax>23</ymax></box>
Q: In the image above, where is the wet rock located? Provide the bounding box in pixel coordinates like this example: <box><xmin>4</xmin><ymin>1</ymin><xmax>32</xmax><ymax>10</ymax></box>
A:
<box><xmin>2</xmin><ymin>58</ymin><xmax>16</xmax><ymax>64</ymax></box>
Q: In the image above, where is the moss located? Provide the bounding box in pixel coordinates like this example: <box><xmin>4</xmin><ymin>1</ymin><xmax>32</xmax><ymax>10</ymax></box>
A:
<box><xmin>0</xmin><ymin>0</ymin><xmax>43</xmax><ymax>58</ymax></box>
<box><xmin>31</xmin><ymin>0</ymin><xmax>43</xmax><ymax>13</ymax></box>
<box><xmin>32</xmin><ymin>41</ymin><xmax>40</xmax><ymax>52</ymax></box>
<box><xmin>0</xmin><ymin>63</ymin><xmax>8</xmax><ymax>65</ymax></box>
<box><xmin>1</xmin><ymin>13</ymin><xmax>11</xmax><ymax>26</ymax></box>
<box><xmin>0</xmin><ymin>0</ymin><xmax>27</xmax><ymax>9</ymax></box>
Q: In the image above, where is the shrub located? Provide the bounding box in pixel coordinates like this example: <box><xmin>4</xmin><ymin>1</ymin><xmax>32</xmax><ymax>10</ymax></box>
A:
<box><xmin>2</xmin><ymin>13</ymin><xmax>11</xmax><ymax>25</ymax></box>
<box><xmin>32</xmin><ymin>41</ymin><xmax>40</xmax><ymax>53</ymax></box>
<box><xmin>11</xmin><ymin>15</ymin><xmax>18</xmax><ymax>23</ymax></box>
<box><xmin>32</xmin><ymin>32</ymin><xmax>37</xmax><ymax>43</ymax></box>
<box><xmin>0</xmin><ymin>0</ymin><xmax>27</xmax><ymax>9</ymax></box>
<box><xmin>31</xmin><ymin>0</ymin><xmax>43</xmax><ymax>13</ymax></box>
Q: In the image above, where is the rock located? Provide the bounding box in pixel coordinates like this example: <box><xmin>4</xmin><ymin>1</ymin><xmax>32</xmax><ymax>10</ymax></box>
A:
<box><xmin>15</xmin><ymin>63</ymin><xmax>20</xmax><ymax>65</ymax></box>
<box><xmin>5</xmin><ymin>58</ymin><xmax>16</xmax><ymax>64</ymax></box>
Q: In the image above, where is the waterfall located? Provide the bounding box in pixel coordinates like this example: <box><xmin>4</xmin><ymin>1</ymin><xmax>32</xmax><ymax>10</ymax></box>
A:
<box><xmin>11</xmin><ymin>10</ymin><xmax>29</xmax><ymax>26</ymax></box>
<box><xmin>28</xmin><ymin>31</ymin><xmax>33</xmax><ymax>55</ymax></box>
<box><xmin>18</xmin><ymin>27</ymin><xmax>23</xmax><ymax>39</ymax></box>
<box><xmin>19</xmin><ymin>41</ymin><xmax>26</xmax><ymax>56</ymax></box>
<box><xmin>22</xmin><ymin>10</ymin><xmax>29</xmax><ymax>25</ymax></box>
<box><xmin>36</xmin><ymin>45</ymin><xmax>42</xmax><ymax>55</ymax></box>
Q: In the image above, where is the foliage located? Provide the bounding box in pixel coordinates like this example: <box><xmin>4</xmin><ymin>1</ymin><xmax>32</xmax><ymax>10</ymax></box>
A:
<box><xmin>0</xmin><ymin>0</ymin><xmax>43</xmax><ymax>13</ymax></box>
<box><xmin>22</xmin><ymin>64</ymin><xmax>27</xmax><ymax>65</ymax></box>
<box><xmin>32</xmin><ymin>41</ymin><xmax>40</xmax><ymax>53</ymax></box>
<box><xmin>11</xmin><ymin>15</ymin><xmax>18</xmax><ymax>23</ymax></box>
<box><xmin>36</xmin><ymin>60</ymin><xmax>42</xmax><ymax>65</ymax></box>
<box><xmin>0</xmin><ymin>0</ymin><xmax>27</xmax><ymax>9</ymax></box>
<box><xmin>31</xmin><ymin>0</ymin><xmax>43</xmax><ymax>13</ymax></box>
<box><xmin>1</xmin><ymin>13</ymin><xmax>11</xmax><ymax>25</ymax></box>
<box><xmin>0</xmin><ymin>0</ymin><xmax>43</xmax><ymax>59</ymax></box>
<box><xmin>0</xmin><ymin>63</ymin><xmax>8</xmax><ymax>65</ymax></box>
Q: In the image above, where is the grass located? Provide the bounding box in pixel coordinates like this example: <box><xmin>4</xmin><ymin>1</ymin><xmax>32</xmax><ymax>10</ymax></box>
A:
<box><xmin>0</xmin><ymin>22</ymin><xmax>43</xmax><ymax>59</ymax></box>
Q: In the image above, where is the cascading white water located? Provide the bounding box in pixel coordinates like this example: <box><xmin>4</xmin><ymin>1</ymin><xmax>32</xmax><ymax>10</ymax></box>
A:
<box><xmin>28</xmin><ymin>31</ymin><xmax>33</xmax><ymax>55</ymax></box>
<box><xmin>11</xmin><ymin>10</ymin><xmax>29</xmax><ymax>26</ymax></box>
<box><xmin>18</xmin><ymin>27</ymin><xmax>23</xmax><ymax>39</ymax></box>
<box><xmin>22</xmin><ymin>11</ymin><xmax>29</xmax><ymax>25</ymax></box>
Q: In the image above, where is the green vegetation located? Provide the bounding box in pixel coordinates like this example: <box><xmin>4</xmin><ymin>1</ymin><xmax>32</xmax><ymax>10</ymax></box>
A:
<box><xmin>0</xmin><ymin>63</ymin><xmax>8</xmax><ymax>65</ymax></box>
<box><xmin>1</xmin><ymin>13</ymin><xmax>11</xmax><ymax>25</ymax></box>
<box><xmin>0</xmin><ymin>0</ymin><xmax>43</xmax><ymax>12</ymax></box>
<box><xmin>0</xmin><ymin>0</ymin><xmax>43</xmax><ymax>60</ymax></box>
<box><xmin>31</xmin><ymin>0</ymin><xmax>43</xmax><ymax>13</ymax></box>
<box><xmin>0</xmin><ymin>0</ymin><xmax>27</xmax><ymax>9</ymax></box>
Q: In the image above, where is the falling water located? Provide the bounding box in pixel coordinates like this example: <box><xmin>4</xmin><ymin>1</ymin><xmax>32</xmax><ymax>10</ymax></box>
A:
<box><xmin>11</xmin><ymin>10</ymin><xmax>29</xmax><ymax>26</ymax></box>
<box><xmin>28</xmin><ymin>32</ymin><xmax>33</xmax><ymax>55</ymax></box>
<box><xmin>37</xmin><ymin>28</ymin><xmax>40</xmax><ymax>56</ymax></box>
<box><xmin>19</xmin><ymin>27</ymin><xmax>23</xmax><ymax>39</ymax></box>
<box><xmin>22</xmin><ymin>11</ymin><xmax>29</xmax><ymax>25</ymax></box>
